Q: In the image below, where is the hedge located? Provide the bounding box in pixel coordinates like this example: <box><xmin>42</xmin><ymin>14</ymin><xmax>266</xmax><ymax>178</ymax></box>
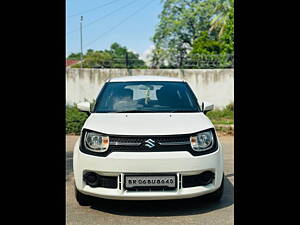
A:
<box><xmin>66</xmin><ymin>105</ymin><xmax>89</xmax><ymax>135</ymax></box>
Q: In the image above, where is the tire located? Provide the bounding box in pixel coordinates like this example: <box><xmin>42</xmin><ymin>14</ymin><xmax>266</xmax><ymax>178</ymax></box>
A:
<box><xmin>75</xmin><ymin>185</ymin><xmax>92</xmax><ymax>206</ymax></box>
<box><xmin>205</xmin><ymin>174</ymin><xmax>224</xmax><ymax>201</ymax></box>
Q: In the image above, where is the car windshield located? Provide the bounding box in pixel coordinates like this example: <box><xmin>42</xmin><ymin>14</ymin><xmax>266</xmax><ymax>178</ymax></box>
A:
<box><xmin>93</xmin><ymin>81</ymin><xmax>200</xmax><ymax>113</ymax></box>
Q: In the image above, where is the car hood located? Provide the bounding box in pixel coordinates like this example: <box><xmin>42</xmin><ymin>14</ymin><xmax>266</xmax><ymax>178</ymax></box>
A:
<box><xmin>83</xmin><ymin>113</ymin><xmax>214</xmax><ymax>135</ymax></box>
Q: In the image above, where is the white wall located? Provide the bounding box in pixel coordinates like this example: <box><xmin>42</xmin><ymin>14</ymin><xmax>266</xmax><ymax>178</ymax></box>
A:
<box><xmin>66</xmin><ymin>68</ymin><xmax>234</xmax><ymax>109</ymax></box>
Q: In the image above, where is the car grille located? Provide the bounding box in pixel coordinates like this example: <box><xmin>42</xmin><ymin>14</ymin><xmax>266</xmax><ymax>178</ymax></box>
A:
<box><xmin>108</xmin><ymin>135</ymin><xmax>191</xmax><ymax>152</ymax></box>
<box><xmin>110</xmin><ymin>136</ymin><xmax>189</xmax><ymax>144</ymax></box>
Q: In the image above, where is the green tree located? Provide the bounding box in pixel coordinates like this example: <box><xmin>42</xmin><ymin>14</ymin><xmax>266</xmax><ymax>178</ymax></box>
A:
<box><xmin>209</xmin><ymin>0</ymin><xmax>233</xmax><ymax>38</ymax></box>
<box><xmin>187</xmin><ymin>31</ymin><xmax>224</xmax><ymax>68</ymax></box>
<box><xmin>219</xmin><ymin>5</ymin><xmax>234</xmax><ymax>54</ymax></box>
<box><xmin>67</xmin><ymin>52</ymin><xmax>81</xmax><ymax>60</ymax></box>
<box><xmin>190</xmin><ymin>31</ymin><xmax>223</xmax><ymax>55</ymax></box>
<box><xmin>152</xmin><ymin>0</ymin><xmax>218</xmax><ymax>67</ymax></box>
<box><xmin>83</xmin><ymin>51</ymin><xmax>112</xmax><ymax>68</ymax></box>
<box><xmin>152</xmin><ymin>0</ymin><xmax>234</xmax><ymax>68</ymax></box>
<box><xmin>70</xmin><ymin>43</ymin><xmax>146</xmax><ymax>68</ymax></box>
<box><xmin>189</xmin><ymin>27</ymin><xmax>233</xmax><ymax>68</ymax></box>
<box><xmin>109</xmin><ymin>42</ymin><xmax>146</xmax><ymax>68</ymax></box>
<box><xmin>149</xmin><ymin>47</ymin><xmax>168</xmax><ymax>68</ymax></box>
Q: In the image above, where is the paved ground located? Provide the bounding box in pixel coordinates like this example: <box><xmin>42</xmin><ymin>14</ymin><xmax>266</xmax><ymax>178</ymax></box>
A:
<box><xmin>66</xmin><ymin>135</ymin><xmax>234</xmax><ymax>225</ymax></box>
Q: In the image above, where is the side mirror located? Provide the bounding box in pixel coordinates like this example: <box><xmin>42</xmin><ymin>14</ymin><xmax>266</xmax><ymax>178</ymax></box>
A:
<box><xmin>202</xmin><ymin>101</ymin><xmax>214</xmax><ymax>114</ymax></box>
<box><xmin>77</xmin><ymin>102</ymin><xmax>91</xmax><ymax>114</ymax></box>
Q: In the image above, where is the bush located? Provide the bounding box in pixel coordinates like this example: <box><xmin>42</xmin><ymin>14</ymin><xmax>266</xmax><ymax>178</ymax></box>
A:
<box><xmin>206</xmin><ymin>103</ymin><xmax>234</xmax><ymax>125</ymax></box>
<box><xmin>225</xmin><ymin>103</ymin><xmax>234</xmax><ymax>111</ymax></box>
<box><xmin>66</xmin><ymin>105</ymin><xmax>89</xmax><ymax>135</ymax></box>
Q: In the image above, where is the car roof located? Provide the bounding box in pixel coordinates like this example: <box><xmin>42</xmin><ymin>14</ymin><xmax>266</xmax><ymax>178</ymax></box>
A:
<box><xmin>108</xmin><ymin>75</ymin><xmax>184</xmax><ymax>82</ymax></box>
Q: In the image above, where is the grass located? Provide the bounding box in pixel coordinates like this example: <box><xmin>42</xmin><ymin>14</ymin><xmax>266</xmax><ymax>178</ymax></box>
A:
<box><xmin>206</xmin><ymin>103</ymin><xmax>234</xmax><ymax>125</ymax></box>
<box><xmin>215</xmin><ymin>125</ymin><xmax>234</xmax><ymax>136</ymax></box>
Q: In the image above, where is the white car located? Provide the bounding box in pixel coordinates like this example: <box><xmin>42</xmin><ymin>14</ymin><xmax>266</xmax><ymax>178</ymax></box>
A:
<box><xmin>73</xmin><ymin>75</ymin><xmax>224</xmax><ymax>205</ymax></box>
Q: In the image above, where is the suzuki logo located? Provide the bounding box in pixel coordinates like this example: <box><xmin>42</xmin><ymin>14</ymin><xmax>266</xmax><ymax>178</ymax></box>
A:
<box><xmin>144</xmin><ymin>139</ymin><xmax>156</xmax><ymax>148</ymax></box>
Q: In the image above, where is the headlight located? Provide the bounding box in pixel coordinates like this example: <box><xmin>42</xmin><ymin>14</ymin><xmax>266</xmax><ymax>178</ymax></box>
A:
<box><xmin>190</xmin><ymin>130</ymin><xmax>214</xmax><ymax>151</ymax></box>
<box><xmin>84</xmin><ymin>131</ymin><xmax>109</xmax><ymax>152</ymax></box>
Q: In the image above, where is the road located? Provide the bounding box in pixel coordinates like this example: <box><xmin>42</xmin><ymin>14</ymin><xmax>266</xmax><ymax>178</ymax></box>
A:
<box><xmin>66</xmin><ymin>135</ymin><xmax>234</xmax><ymax>225</ymax></box>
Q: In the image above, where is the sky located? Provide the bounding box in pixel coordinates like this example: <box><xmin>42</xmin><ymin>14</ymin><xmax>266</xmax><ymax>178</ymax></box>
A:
<box><xmin>66</xmin><ymin>0</ymin><xmax>163</xmax><ymax>59</ymax></box>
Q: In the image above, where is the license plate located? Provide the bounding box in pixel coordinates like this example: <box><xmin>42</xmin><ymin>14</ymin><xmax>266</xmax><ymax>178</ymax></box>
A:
<box><xmin>125</xmin><ymin>175</ymin><xmax>176</xmax><ymax>188</ymax></box>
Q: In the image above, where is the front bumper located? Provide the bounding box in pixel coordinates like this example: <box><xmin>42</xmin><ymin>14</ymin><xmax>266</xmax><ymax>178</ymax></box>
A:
<box><xmin>73</xmin><ymin>139</ymin><xmax>224</xmax><ymax>200</ymax></box>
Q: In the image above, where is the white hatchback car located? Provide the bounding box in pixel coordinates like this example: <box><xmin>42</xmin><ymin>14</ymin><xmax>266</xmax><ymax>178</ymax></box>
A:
<box><xmin>73</xmin><ymin>75</ymin><xmax>224</xmax><ymax>205</ymax></box>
